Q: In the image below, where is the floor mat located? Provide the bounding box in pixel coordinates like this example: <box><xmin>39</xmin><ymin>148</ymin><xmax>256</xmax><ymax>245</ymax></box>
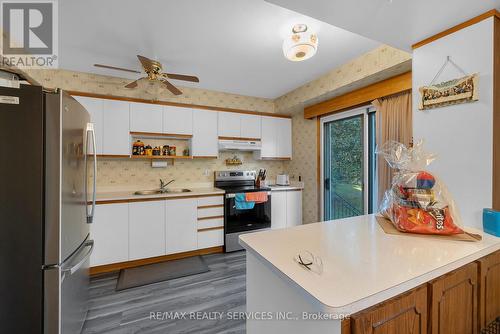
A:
<box><xmin>116</xmin><ymin>256</ymin><xmax>209</xmax><ymax>291</ymax></box>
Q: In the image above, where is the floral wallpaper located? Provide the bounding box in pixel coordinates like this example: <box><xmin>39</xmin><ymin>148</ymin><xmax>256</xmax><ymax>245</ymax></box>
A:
<box><xmin>25</xmin><ymin>69</ymin><xmax>276</xmax><ymax>113</ymax></box>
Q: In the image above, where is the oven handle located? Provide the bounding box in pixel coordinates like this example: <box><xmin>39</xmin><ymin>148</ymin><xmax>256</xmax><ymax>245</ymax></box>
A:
<box><xmin>226</xmin><ymin>191</ymin><xmax>271</xmax><ymax>199</ymax></box>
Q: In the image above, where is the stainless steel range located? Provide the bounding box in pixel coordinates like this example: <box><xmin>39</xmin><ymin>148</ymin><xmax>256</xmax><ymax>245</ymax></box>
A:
<box><xmin>215</xmin><ymin>171</ymin><xmax>271</xmax><ymax>252</ymax></box>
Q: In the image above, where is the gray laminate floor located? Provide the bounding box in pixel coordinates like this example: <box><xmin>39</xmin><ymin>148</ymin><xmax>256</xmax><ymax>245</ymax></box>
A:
<box><xmin>82</xmin><ymin>251</ymin><xmax>246</xmax><ymax>334</ymax></box>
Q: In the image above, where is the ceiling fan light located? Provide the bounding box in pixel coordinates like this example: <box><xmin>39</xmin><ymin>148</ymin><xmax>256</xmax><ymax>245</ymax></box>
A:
<box><xmin>282</xmin><ymin>25</ymin><xmax>318</xmax><ymax>62</ymax></box>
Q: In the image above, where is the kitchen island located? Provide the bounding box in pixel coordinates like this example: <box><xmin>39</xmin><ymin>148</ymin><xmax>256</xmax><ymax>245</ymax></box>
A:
<box><xmin>239</xmin><ymin>214</ymin><xmax>500</xmax><ymax>334</ymax></box>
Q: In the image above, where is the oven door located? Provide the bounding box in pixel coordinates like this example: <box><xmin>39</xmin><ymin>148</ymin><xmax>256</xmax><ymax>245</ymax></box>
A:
<box><xmin>225</xmin><ymin>192</ymin><xmax>271</xmax><ymax>234</ymax></box>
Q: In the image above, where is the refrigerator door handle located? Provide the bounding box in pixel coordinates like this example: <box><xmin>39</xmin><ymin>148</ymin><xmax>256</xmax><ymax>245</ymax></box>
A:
<box><xmin>62</xmin><ymin>239</ymin><xmax>94</xmax><ymax>277</ymax></box>
<box><xmin>85</xmin><ymin>123</ymin><xmax>97</xmax><ymax>224</ymax></box>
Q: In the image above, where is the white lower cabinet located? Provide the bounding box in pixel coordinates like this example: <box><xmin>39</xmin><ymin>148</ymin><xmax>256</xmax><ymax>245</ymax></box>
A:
<box><xmin>198</xmin><ymin>229</ymin><xmax>224</xmax><ymax>249</ymax></box>
<box><xmin>271</xmin><ymin>191</ymin><xmax>287</xmax><ymax>229</ymax></box>
<box><xmin>165</xmin><ymin>198</ymin><xmax>198</xmax><ymax>254</ymax></box>
<box><xmin>286</xmin><ymin>190</ymin><xmax>302</xmax><ymax>227</ymax></box>
<box><xmin>129</xmin><ymin>201</ymin><xmax>166</xmax><ymax>260</ymax></box>
<box><xmin>90</xmin><ymin>203</ymin><xmax>129</xmax><ymax>266</ymax></box>
<box><xmin>271</xmin><ymin>190</ymin><xmax>302</xmax><ymax>229</ymax></box>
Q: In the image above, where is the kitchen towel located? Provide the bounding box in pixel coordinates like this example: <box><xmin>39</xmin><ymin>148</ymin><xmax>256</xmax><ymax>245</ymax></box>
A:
<box><xmin>235</xmin><ymin>193</ymin><xmax>255</xmax><ymax>210</ymax></box>
<box><xmin>245</xmin><ymin>192</ymin><xmax>268</xmax><ymax>203</ymax></box>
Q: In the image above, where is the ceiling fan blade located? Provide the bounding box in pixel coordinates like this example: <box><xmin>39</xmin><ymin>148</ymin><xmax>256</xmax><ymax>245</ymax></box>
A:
<box><xmin>160</xmin><ymin>79</ymin><xmax>183</xmax><ymax>95</ymax></box>
<box><xmin>163</xmin><ymin>73</ymin><xmax>199</xmax><ymax>83</ymax></box>
<box><xmin>124</xmin><ymin>78</ymin><xmax>144</xmax><ymax>88</ymax></box>
<box><xmin>137</xmin><ymin>55</ymin><xmax>156</xmax><ymax>72</ymax></box>
<box><xmin>94</xmin><ymin>64</ymin><xmax>141</xmax><ymax>74</ymax></box>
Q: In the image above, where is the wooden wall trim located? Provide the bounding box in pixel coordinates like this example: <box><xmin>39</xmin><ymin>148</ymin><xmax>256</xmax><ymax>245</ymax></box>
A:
<box><xmin>68</xmin><ymin>90</ymin><xmax>292</xmax><ymax>119</ymax></box>
<box><xmin>494</xmin><ymin>16</ymin><xmax>500</xmax><ymax>211</ymax></box>
<box><xmin>304</xmin><ymin>72</ymin><xmax>412</xmax><ymax>119</ymax></box>
<box><xmin>412</xmin><ymin>9</ymin><xmax>500</xmax><ymax>50</ymax></box>
<box><xmin>89</xmin><ymin>246</ymin><xmax>223</xmax><ymax>275</ymax></box>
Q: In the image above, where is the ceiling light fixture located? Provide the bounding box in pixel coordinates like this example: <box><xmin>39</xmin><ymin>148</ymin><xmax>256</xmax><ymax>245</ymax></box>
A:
<box><xmin>282</xmin><ymin>24</ymin><xmax>318</xmax><ymax>62</ymax></box>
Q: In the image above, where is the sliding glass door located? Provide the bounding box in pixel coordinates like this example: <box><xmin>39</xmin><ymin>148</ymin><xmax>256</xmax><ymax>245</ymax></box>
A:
<box><xmin>321</xmin><ymin>107</ymin><xmax>375</xmax><ymax>221</ymax></box>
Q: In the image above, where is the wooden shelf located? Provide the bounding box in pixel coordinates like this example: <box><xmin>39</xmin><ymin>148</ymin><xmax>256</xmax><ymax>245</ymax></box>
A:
<box><xmin>130</xmin><ymin>131</ymin><xmax>192</xmax><ymax>140</ymax></box>
<box><xmin>130</xmin><ymin>155</ymin><xmax>192</xmax><ymax>160</ymax></box>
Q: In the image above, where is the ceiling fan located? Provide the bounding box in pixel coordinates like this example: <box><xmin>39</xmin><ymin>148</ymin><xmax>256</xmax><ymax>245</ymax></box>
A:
<box><xmin>94</xmin><ymin>55</ymin><xmax>199</xmax><ymax>95</ymax></box>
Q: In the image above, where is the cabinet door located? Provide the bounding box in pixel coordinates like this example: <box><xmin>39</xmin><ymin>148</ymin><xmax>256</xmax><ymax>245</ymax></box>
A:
<box><xmin>163</xmin><ymin>105</ymin><xmax>193</xmax><ymax>135</ymax></box>
<box><xmin>240</xmin><ymin>114</ymin><xmax>261</xmax><ymax>139</ymax></box>
<box><xmin>429</xmin><ymin>262</ymin><xmax>478</xmax><ymax>334</ymax></box>
<box><xmin>90</xmin><ymin>203</ymin><xmax>128</xmax><ymax>266</ymax></box>
<box><xmin>192</xmin><ymin>109</ymin><xmax>218</xmax><ymax>157</ymax></box>
<box><xmin>478</xmin><ymin>250</ymin><xmax>500</xmax><ymax>330</ymax></box>
<box><xmin>271</xmin><ymin>191</ymin><xmax>287</xmax><ymax>229</ymax></box>
<box><xmin>218</xmin><ymin>112</ymin><xmax>241</xmax><ymax>137</ymax></box>
<box><xmin>165</xmin><ymin>198</ymin><xmax>197</xmax><ymax>254</ymax></box>
<box><xmin>102</xmin><ymin>100</ymin><xmax>130</xmax><ymax>155</ymax></box>
<box><xmin>74</xmin><ymin>96</ymin><xmax>103</xmax><ymax>155</ymax></box>
<box><xmin>260</xmin><ymin>116</ymin><xmax>277</xmax><ymax>158</ymax></box>
<box><xmin>286</xmin><ymin>190</ymin><xmax>302</xmax><ymax>227</ymax></box>
<box><xmin>130</xmin><ymin>102</ymin><xmax>163</xmax><ymax>133</ymax></box>
<box><xmin>276</xmin><ymin>118</ymin><xmax>292</xmax><ymax>158</ymax></box>
<box><xmin>350</xmin><ymin>285</ymin><xmax>428</xmax><ymax>334</ymax></box>
<box><xmin>129</xmin><ymin>201</ymin><xmax>165</xmax><ymax>260</ymax></box>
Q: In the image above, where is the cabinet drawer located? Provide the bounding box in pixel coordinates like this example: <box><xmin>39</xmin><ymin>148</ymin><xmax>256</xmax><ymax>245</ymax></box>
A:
<box><xmin>197</xmin><ymin>229</ymin><xmax>224</xmax><ymax>249</ymax></box>
<box><xmin>197</xmin><ymin>206</ymin><xmax>224</xmax><ymax>218</ymax></box>
<box><xmin>197</xmin><ymin>195</ymin><xmax>224</xmax><ymax>207</ymax></box>
<box><xmin>198</xmin><ymin>217</ymin><xmax>224</xmax><ymax>229</ymax></box>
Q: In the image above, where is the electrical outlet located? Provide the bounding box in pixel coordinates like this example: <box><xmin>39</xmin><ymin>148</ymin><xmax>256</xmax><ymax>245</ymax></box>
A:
<box><xmin>203</xmin><ymin>169</ymin><xmax>210</xmax><ymax>176</ymax></box>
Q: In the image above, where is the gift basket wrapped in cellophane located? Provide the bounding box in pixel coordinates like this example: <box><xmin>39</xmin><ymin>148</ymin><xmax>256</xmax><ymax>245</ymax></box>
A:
<box><xmin>376</xmin><ymin>140</ymin><xmax>464</xmax><ymax>235</ymax></box>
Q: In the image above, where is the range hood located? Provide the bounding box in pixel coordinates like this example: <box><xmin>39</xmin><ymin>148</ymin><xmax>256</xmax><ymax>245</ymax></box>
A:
<box><xmin>218</xmin><ymin>139</ymin><xmax>262</xmax><ymax>151</ymax></box>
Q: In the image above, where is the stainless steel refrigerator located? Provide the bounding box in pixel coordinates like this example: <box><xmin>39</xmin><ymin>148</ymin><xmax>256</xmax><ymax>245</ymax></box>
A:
<box><xmin>0</xmin><ymin>83</ymin><xmax>97</xmax><ymax>334</ymax></box>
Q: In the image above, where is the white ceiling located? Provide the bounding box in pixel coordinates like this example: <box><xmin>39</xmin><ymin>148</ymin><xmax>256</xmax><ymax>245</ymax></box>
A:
<box><xmin>265</xmin><ymin>0</ymin><xmax>500</xmax><ymax>51</ymax></box>
<box><xmin>58</xmin><ymin>0</ymin><xmax>379</xmax><ymax>99</ymax></box>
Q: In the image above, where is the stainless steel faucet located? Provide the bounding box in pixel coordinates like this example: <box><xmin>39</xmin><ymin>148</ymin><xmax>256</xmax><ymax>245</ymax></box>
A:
<box><xmin>160</xmin><ymin>179</ymin><xmax>175</xmax><ymax>192</ymax></box>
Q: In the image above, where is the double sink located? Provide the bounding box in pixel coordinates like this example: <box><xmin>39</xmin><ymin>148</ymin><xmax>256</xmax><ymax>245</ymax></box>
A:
<box><xmin>134</xmin><ymin>189</ymin><xmax>192</xmax><ymax>195</ymax></box>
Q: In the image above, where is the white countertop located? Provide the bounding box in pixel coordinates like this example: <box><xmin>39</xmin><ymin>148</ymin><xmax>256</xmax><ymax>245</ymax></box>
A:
<box><xmin>94</xmin><ymin>187</ymin><xmax>224</xmax><ymax>202</ymax></box>
<box><xmin>239</xmin><ymin>214</ymin><xmax>500</xmax><ymax>316</ymax></box>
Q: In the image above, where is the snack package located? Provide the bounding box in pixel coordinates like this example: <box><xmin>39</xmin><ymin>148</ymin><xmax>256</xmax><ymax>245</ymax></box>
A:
<box><xmin>377</xmin><ymin>140</ymin><xmax>463</xmax><ymax>235</ymax></box>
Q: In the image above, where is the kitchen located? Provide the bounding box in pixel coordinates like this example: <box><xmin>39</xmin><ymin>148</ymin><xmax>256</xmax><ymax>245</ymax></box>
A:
<box><xmin>1</xmin><ymin>1</ymin><xmax>500</xmax><ymax>334</ymax></box>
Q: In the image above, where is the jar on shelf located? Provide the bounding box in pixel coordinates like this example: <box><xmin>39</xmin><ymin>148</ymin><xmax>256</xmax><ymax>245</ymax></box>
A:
<box><xmin>152</xmin><ymin>146</ymin><xmax>161</xmax><ymax>156</ymax></box>
<box><xmin>145</xmin><ymin>145</ymin><xmax>153</xmax><ymax>156</ymax></box>
<box><xmin>168</xmin><ymin>145</ymin><xmax>176</xmax><ymax>156</ymax></box>
<box><xmin>132</xmin><ymin>140</ymin><xmax>144</xmax><ymax>155</ymax></box>
<box><xmin>162</xmin><ymin>145</ymin><xmax>169</xmax><ymax>156</ymax></box>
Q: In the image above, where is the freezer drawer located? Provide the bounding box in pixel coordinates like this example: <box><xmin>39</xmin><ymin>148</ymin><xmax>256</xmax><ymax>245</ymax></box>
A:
<box><xmin>44</xmin><ymin>238</ymin><xmax>94</xmax><ymax>334</ymax></box>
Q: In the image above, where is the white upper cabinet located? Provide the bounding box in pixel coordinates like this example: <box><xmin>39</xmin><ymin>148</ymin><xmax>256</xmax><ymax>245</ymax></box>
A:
<box><xmin>276</xmin><ymin>118</ymin><xmax>292</xmax><ymax>158</ymax></box>
<box><xmin>259</xmin><ymin>116</ymin><xmax>278</xmax><ymax>158</ymax></box>
<box><xmin>130</xmin><ymin>102</ymin><xmax>163</xmax><ymax>133</ymax></box>
<box><xmin>74</xmin><ymin>96</ymin><xmax>103</xmax><ymax>155</ymax></box>
<box><xmin>257</xmin><ymin>116</ymin><xmax>292</xmax><ymax>159</ymax></box>
<box><xmin>165</xmin><ymin>198</ymin><xmax>198</xmax><ymax>254</ymax></box>
<box><xmin>129</xmin><ymin>201</ymin><xmax>166</xmax><ymax>261</ymax></box>
<box><xmin>163</xmin><ymin>106</ymin><xmax>193</xmax><ymax>135</ymax></box>
<box><xmin>218</xmin><ymin>112</ymin><xmax>241</xmax><ymax>137</ymax></box>
<box><xmin>240</xmin><ymin>114</ymin><xmax>261</xmax><ymax>139</ymax></box>
<box><xmin>218</xmin><ymin>112</ymin><xmax>261</xmax><ymax>139</ymax></box>
<box><xmin>102</xmin><ymin>100</ymin><xmax>130</xmax><ymax>155</ymax></box>
<box><xmin>192</xmin><ymin>109</ymin><xmax>218</xmax><ymax>157</ymax></box>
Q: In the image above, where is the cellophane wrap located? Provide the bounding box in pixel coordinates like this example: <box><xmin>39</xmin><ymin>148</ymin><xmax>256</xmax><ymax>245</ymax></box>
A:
<box><xmin>377</xmin><ymin>140</ymin><xmax>463</xmax><ymax>235</ymax></box>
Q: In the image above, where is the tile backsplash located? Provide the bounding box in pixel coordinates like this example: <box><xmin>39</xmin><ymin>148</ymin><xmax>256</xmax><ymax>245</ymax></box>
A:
<box><xmin>92</xmin><ymin>152</ymin><xmax>286</xmax><ymax>192</ymax></box>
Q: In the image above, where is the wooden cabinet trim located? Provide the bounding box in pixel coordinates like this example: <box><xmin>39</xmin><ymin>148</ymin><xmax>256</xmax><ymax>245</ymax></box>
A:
<box><xmin>218</xmin><ymin>136</ymin><xmax>261</xmax><ymax>141</ymax></box>
<box><xmin>89</xmin><ymin>246</ymin><xmax>223</xmax><ymax>275</ymax></box>
<box><xmin>93</xmin><ymin>193</ymin><xmax>223</xmax><ymax>205</ymax></box>
<box><xmin>197</xmin><ymin>204</ymin><xmax>224</xmax><ymax>209</ymax></box>
<box><xmin>197</xmin><ymin>226</ymin><xmax>224</xmax><ymax>232</ymax></box>
<box><xmin>198</xmin><ymin>215</ymin><xmax>224</xmax><ymax>221</ymax></box>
